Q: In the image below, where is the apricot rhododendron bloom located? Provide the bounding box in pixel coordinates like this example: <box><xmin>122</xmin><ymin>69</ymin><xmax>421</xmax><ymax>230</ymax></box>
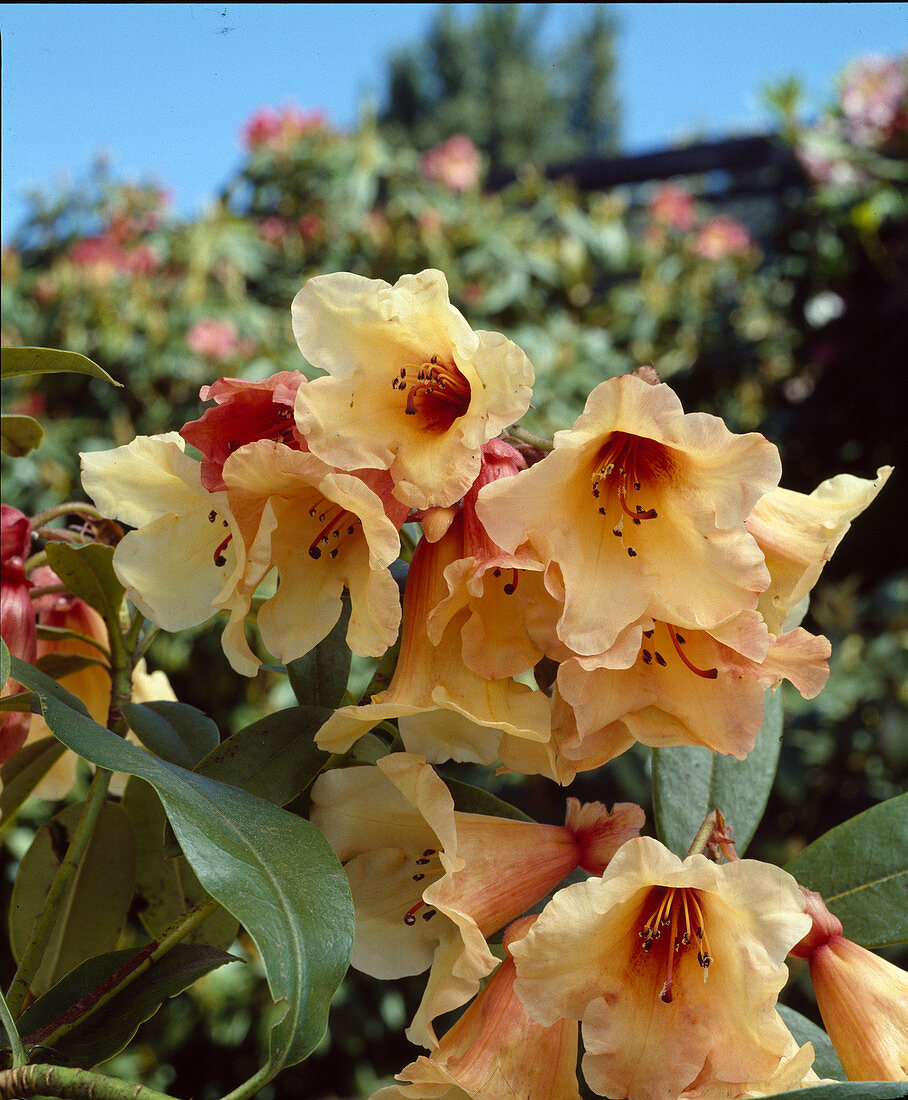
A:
<box><xmin>511</xmin><ymin>836</ymin><xmax>811</xmax><ymax>1100</ymax></box>
<box><xmin>745</xmin><ymin>466</ymin><xmax>892</xmax><ymax>634</ymax></box>
<box><xmin>477</xmin><ymin>372</ymin><xmax>780</xmax><ymax>660</ymax></box>
<box><xmin>372</xmin><ymin>916</ymin><xmax>581</xmax><ymax>1100</ymax></box>
<box><xmin>310</xmin><ymin>753</ymin><xmax>644</xmax><ymax>1048</ymax></box>
<box><xmin>219</xmin><ymin>440</ymin><xmax>406</xmax><ymax>671</ymax></box>
<box><xmin>553</xmin><ymin>612</ymin><xmax>830</xmax><ymax>771</ymax></box>
<box><xmin>315</xmin><ymin>516</ymin><xmax>555</xmax><ymax>777</ymax></box>
<box><xmin>292</xmin><ymin>269</ymin><xmax>534</xmax><ymax>508</ymax></box>
<box><xmin>180</xmin><ymin>371</ymin><xmax>307</xmax><ymax>491</ymax></box>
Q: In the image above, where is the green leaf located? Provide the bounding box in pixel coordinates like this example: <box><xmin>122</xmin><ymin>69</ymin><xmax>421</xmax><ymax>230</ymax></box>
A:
<box><xmin>44</xmin><ymin>542</ymin><xmax>125</xmax><ymax>626</ymax></box>
<box><xmin>1</xmin><ymin>346</ymin><xmax>121</xmax><ymax>386</ymax></box>
<box><xmin>0</xmin><ymin>413</ymin><xmax>44</xmax><ymax>456</ymax></box>
<box><xmin>13</xmin><ymin>655</ymin><xmax>354</xmax><ymax>1079</ymax></box>
<box><xmin>194</xmin><ymin>705</ymin><xmax>331</xmax><ymax>805</ymax></box>
<box><xmin>17</xmin><ymin>943</ymin><xmax>237</xmax><ymax>1067</ymax></box>
<box><xmin>286</xmin><ymin>594</ymin><xmax>352</xmax><ymax>709</ymax></box>
<box><xmin>36</xmin><ymin>652</ymin><xmax>109</xmax><ymax>680</ymax></box>
<box><xmin>785</xmin><ymin>794</ymin><xmax>908</xmax><ymax>948</ymax></box>
<box><xmin>9</xmin><ymin>801</ymin><xmax>136</xmax><ymax>998</ymax></box>
<box><xmin>652</xmin><ymin>688</ymin><xmax>782</xmax><ymax>857</ymax></box>
<box><xmin>0</xmin><ymin>736</ymin><xmax>67</xmax><ymax>834</ymax></box>
<box><xmin>444</xmin><ymin>777</ymin><xmax>536</xmax><ymax>823</ymax></box>
<box><xmin>757</xmin><ymin>1084</ymin><xmax>908</xmax><ymax>1100</ymax></box>
<box><xmin>123</xmin><ymin>701</ymin><xmax>220</xmax><ymax>770</ymax></box>
<box><xmin>0</xmin><ymin>689</ymin><xmax>35</xmax><ymax>712</ymax></box>
<box><xmin>776</xmin><ymin>1005</ymin><xmax>844</xmax><ymax>1080</ymax></box>
<box><xmin>1</xmin><ymin>635</ymin><xmax>9</xmax><ymax>690</ymax></box>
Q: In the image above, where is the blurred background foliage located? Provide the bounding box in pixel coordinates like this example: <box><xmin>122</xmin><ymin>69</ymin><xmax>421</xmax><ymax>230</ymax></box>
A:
<box><xmin>1</xmin><ymin>7</ymin><xmax>906</xmax><ymax>1095</ymax></box>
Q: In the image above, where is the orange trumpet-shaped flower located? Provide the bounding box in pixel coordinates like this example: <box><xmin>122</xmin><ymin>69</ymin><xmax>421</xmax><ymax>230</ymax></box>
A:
<box><xmin>511</xmin><ymin>836</ymin><xmax>811</xmax><ymax>1100</ymax></box>
<box><xmin>292</xmin><ymin>269</ymin><xmax>534</xmax><ymax>509</ymax></box>
<box><xmin>371</xmin><ymin>916</ymin><xmax>581</xmax><ymax>1100</ymax></box>
<box><xmin>476</xmin><ymin>371</ymin><xmax>780</xmax><ymax>661</ymax></box>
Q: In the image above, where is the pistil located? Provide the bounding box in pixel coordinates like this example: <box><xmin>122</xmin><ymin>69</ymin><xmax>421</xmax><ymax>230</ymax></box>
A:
<box><xmin>639</xmin><ymin>886</ymin><xmax>714</xmax><ymax>1001</ymax></box>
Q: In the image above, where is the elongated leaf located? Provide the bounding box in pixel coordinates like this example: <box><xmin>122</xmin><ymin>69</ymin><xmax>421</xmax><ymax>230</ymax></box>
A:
<box><xmin>776</xmin><ymin>1005</ymin><xmax>844</xmax><ymax>1080</ymax></box>
<box><xmin>1</xmin><ymin>635</ymin><xmax>9</xmax><ymax>689</ymax></box>
<box><xmin>445</xmin><ymin>778</ymin><xmax>535</xmax><ymax>823</ymax></box>
<box><xmin>122</xmin><ymin>777</ymin><xmax>239</xmax><ymax>950</ymax></box>
<box><xmin>758</xmin><ymin>1085</ymin><xmax>907</xmax><ymax>1100</ymax></box>
<box><xmin>44</xmin><ymin>542</ymin><xmax>124</xmax><ymax>626</ymax></box>
<box><xmin>195</xmin><ymin>705</ymin><xmax>331</xmax><ymax>805</ymax></box>
<box><xmin>0</xmin><ymin>690</ymin><xmax>33</xmax><ymax>712</ymax></box>
<box><xmin>17</xmin><ymin>943</ymin><xmax>237</xmax><ymax>1067</ymax></box>
<box><xmin>785</xmin><ymin>794</ymin><xmax>908</xmax><ymax>948</ymax></box>
<box><xmin>0</xmin><ymin>736</ymin><xmax>66</xmax><ymax>832</ymax></box>
<box><xmin>1</xmin><ymin>346</ymin><xmax>121</xmax><ymax>386</ymax></box>
<box><xmin>9</xmin><ymin>800</ymin><xmax>136</xmax><ymax>997</ymax></box>
<box><xmin>13</xmin><ymin>656</ymin><xmax>354</xmax><ymax>1079</ymax></box>
<box><xmin>1</xmin><ymin>413</ymin><xmax>44</xmax><ymax>456</ymax></box>
<box><xmin>652</xmin><ymin>688</ymin><xmax>782</xmax><ymax>857</ymax></box>
<box><xmin>123</xmin><ymin>701</ymin><xmax>220</xmax><ymax>770</ymax></box>
<box><xmin>286</xmin><ymin>595</ymin><xmax>352</xmax><ymax>709</ymax></box>
<box><xmin>36</xmin><ymin>652</ymin><xmax>108</xmax><ymax>680</ymax></box>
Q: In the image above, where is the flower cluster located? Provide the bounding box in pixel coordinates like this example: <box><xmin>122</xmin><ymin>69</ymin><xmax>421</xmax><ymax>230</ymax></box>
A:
<box><xmin>75</xmin><ymin>267</ymin><xmax>898</xmax><ymax>1097</ymax></box>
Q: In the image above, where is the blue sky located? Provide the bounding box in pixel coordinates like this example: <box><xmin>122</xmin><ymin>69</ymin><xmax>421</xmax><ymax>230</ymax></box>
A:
<box><xmin>2</xmin><ymin>3</ymin><xmax>906</xmax><ymax>241</ymax></box>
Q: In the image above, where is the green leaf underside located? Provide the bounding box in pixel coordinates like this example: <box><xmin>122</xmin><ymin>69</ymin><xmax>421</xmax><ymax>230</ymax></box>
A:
<box><xmin>776</xmin><ymin>1005</ymin><xmax>844</xmax><ymax>1080</ymax></box>
<box><xmin>0</xmin><ymin>736</ymin><xmax>67</xmax><ymax>829</ymax></box>
<box><xmin>9</xmin><ymin>801</ymin><xmax>136</xmax><ymax>998</ymax></box>
<box><xmin>785</xmin><ymin>793</ymin><xmax>908</xmax><ymax>948</ymax></box>
<box><xmin>286</xmin><ymin>593</ymin><xmax>352</xmax><ymax>709</ymax></box>
<box><xmin>123</xmin><ymin>701</ymin><xmax>220</xmax><ymax>770</ymax></box>
<box><xmin>17</xmin><ymin>943</ymin><xmax>237</xmax><ymax>1067</ymax></box>
<box><xmin>652</xmin><ymin>687</ymin><xmax>782</xmax><ymax>858</ymax></box>
<box><xmin>1</xmin><ymin>412</ymin><xmax>44</xmax><ymax>456</ymax></box>
<box><xmin>1</xmin><ymin>346</ymin><xmax>121</xmax><ymax>386</ymax></box>
<box><xmin>44</xmin><ymin>542</ymin><xmax>125</xmax><ymax>625</ymax></box>
<box><xmin>12</xmin><ymin>656</ymin><xmax>354</xmax><ymax>1078</ymax></box>
<box><xmin>36</xmin><ymin>652</ymin><xmax>109</xmax><ymax>679</ymax></box>
<box><xmin>756</xmin><ymin>1085</ymin><xmax>908</xmax><ymax>1099</ymax></box>
<box><xmin>444</xmin><ymin>777</ymin><xmax>536</xmax><ymax>823</ymax></box>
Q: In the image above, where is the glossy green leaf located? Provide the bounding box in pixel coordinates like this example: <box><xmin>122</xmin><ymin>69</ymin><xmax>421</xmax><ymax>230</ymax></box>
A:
<box><xmin>1</xmin><ymin>413</ymin><xmax>44</xmax><ymax>456</ymax></box>
<box><xmin>1</xmin><ymin>346</ymin><xmax>121</xmax><ymax>386</ymax></box>
<box><xmin>1</xmin><ymin>635</ymin><xmax>9</xmax><ymax>689</ymax></box>
<box><xmin>36</xmin><ymin>652</ymin><xmax>109</xmax><ymax>680</ymax></box>
<box><xmin>121</xmin><ymin>777</ymin><xmax>239</xmax><ymax>950</ymax></box>
<box><xmin>195</xmin><ymin>705</ymin><xmax>331</xmax><ymax>805</ymax></box>
<box><xmin>286</xmin><ymin>594</ymin><xmax>352</xmax><ymax>709</ymax></box>
<box><xmin>776</xmin><ymin>1005</ymin><xmax>844</xmax><ymax>1080</ymax></box>
<box><xmin>652</xmin><ymin>688</ymin><xmax>782</xmax><ymax>857</ymax></box>
<box><xmin>44</xmin><ymin>542</ymin><xmax>125</xmax><ymax>626</ymax></box>
<box><xmin>445</xmin><ymin>777</ymin><xmax>535</xmax><ymax>823</ymax></box>
<box><xmin>13</xmin><ymin>655</ymin><xmax>354</xmax><ymax>1078</ymax></box>
<box><xmin>123</xmin><ymin>701</ymin><xmax>220</xmax><ymax>770</ymax></box>
<box><xmin>758</xmin><ymin>1084</ymin><xmax>907</xmax><ymax>1100</ymax></box>
<box><xmin>785</xmin><ymin>793</ymin><xmax>908</xmax><ymax>948</ymax></box>
<box><xmin>9</xmin><ymin>801</ymin><xmax>136</xmax><ymax>997</ymax></box>
<box><xmin>0</xmin><ymin>736</ymin><xmax>66</xmax><ymax>834</ymax></box>
<box><xmin>17</xmin><ymin>943</ymin><xmax>237</xmax><ymax>1067</ymax></box>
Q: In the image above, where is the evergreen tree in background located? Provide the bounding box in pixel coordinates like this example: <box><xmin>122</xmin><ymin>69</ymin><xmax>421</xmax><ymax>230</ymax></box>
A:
<box><xmin>379</xmin><ymin>4</ymin><xmax>621</xmax><ymax>165</ymax></box>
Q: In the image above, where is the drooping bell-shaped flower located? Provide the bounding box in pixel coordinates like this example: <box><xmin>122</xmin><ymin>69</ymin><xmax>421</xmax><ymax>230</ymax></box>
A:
<box><xmin>1</xmin><ymin>504</ymin><xmax>36</xmax><ymax>762</ymax></box>
<box><xmin>370</xmin><ymin>916</ymin><xmax>581</xmax><ymax>1100</ymax></box>
<box><xmin>292</xmin><ymin>269</ymin><xmax>534</xmax><ymax>509</ymax></box>
<box><xmin>511</xmin><ymin>836</ymin><xmax>811</xmax><ymax>1100</ymax></box>
<box><xmin>477</xmin><ymin>371</ymin><xmax>780</xmax><ymax>660</ymax></box>
<box><xmin>309</xmin><ymin>753</ymin><xmax>644</xmax><ymax>1049</ymax></box>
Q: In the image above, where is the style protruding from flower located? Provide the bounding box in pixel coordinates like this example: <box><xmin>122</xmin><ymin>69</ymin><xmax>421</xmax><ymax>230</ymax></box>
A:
<box><xmin>511</xmin><ymin>836</ymin><xmax>812</xmax><ymax>1100</ymax></box>
<box><xmin>292</xmin><ymin>269</ymin><xmax>534</xmax><ymax>509</ymax></box>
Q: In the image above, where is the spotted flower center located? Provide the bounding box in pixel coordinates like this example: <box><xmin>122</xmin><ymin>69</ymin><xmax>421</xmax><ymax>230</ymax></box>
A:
<box><xmin>641</xmin><ymin>621</ymin><xmax>719</xmax><ymax>680</ymax></box>
<box><xmin>402</xmin><ymin>847</ymin><xmax>443</xmax><ymax>926</ymax></box>
<box><xmin>391</xmin><ymin>355</ymin><xmax>471</xmax><ymax>433</ymax></box>
<box><xmin>639</xmin><ymin>886</ymin><xmax>714</xmax><ymax>1003</ymax></box>
<box><xmin>307</xmin><ymin>499</ymin><xmax>362</xmax><ymax>560</ymax></box>
<box><xmin>591</xmin><ymin>433</ymin><xmax>663</xmax><ymax>559</ymax></box>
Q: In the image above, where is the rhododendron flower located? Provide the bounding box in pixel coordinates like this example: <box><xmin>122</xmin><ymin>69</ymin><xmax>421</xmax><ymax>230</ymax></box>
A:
<box><xmin>218</xmin><ymin>440</ymin><xmax>406</xmax><ymax>670</ymax></box>
<box><xmin>419</xmin><ymin>134</ymin><xmax>482</xmax><ymax>192</ymax></box>
<box><xmin>292</xmin><ymin>269</ymin><xmax>534</xmax><ymax>508</ymax></box>
<box><xmin>243</xmin><ymin>104</ymin><xmax>326</xmax><ymax>152</ymax></box>
<box><xmin>745</xmin><ymin>466</ymin><xmax>892</xmax><ymax>634</ymax></box>
<box><xmin>315</xmin><ymin>517</ymin><xmax>555</xmax><ymax>777</ymax></box>
<box><xmin>1</xmin><ymin>504</ymin><xmax>35</xmax><ymax>762</ymax></box>
<box><xmin>372</xmin><ymin>916</ymin><xmax>581</xmax><ymax>1100</ymax></box>
<box><xmin>185</xmin><ymin>318</ymin><xmax>243</xmax><ymax>361</ymax></box>
<box><xmin>511</xmin><ymin>836</ymin><xmax>811</xmax><ymax>1100</ymax></box>
<box><xmin>840</xmin><ymin>54</ymin><xmax>908</xmax><ymax>145</ymax></box>
<box><xmin>180</xmin><ymin>372</ymin><xmax>307</xmax><ymax>491</ymax></box>
<box><xmin>477</xmin><ymin>372</ymin><xmax>780</xmax><ymax>660</ymax></box>
<box><xmin>310</xmin><ymin>753</ymin><xmax>644</xmax><ymax>1048</ymax></box>
<box><xmin>693</xmin><ymin>216</ymin><xmax>753</xmax><ymax>260</ymax></box>
<box><xmin>552</xmin><ymin>612</ymin><xmax>830</xmax><ymax>775</ymax></box>
<box><xmin>648</xmin><ymin>183</ymin><xmax>696</xmax><ymax>232</ymax></box>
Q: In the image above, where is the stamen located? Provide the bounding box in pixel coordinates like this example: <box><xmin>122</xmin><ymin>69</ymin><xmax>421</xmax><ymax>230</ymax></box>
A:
<box><xmin>640</xmin><ymin>887</ymin><xmax>715</xmax><ymax>997</ymax></box>
<box><xmin>213</xmin><ymin>534</ymin><xmax>232</xmax><ymax>567</ymax></box>
<box><xmin>308</xmin><ymin>504</ymin><xmax>359</xmax><ymax>560</ymax></box>
<box><xmin>392</xmin><ymin>356</ymin><xmax>471</xmax><ymax>424</ymax></box>
<box><xmin>503</xmin><ymin>568</ymin><xmax>519</xmax><ymax>595</ymax></box>
<box><xmin>669</xmin><ymin>627</ymin><xmax>718</xmax><ymax>680</ymax></box>
<box><xmin>404</xmin><ymin>901</ymin><xmax>425</xmax><ymax>925</ymax></box>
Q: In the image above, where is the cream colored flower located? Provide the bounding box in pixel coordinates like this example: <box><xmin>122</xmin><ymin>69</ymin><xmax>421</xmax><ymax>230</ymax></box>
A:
<box><xmin>477</xmin><ymin>372</ymin><xmax>780</xmax><ymax>660</ymax></box>
<box><xmin>292</xmin><ymin>269</ymin><xmax>534</xmax><ymax>509</ymax></box>
<box><xmin>309</xmin><ymin>753</ymin><xmax>643</xmax><ymax>1049</ymax></box>
<box><xmin>511</xmin><ymin>836</ymin><xmax>812</xmax><ymax>1100</ymax></box>
<box><xmin>745</xmin><ymin>467</ymin><xmax>893</xmax><ymax>633</ymax></box>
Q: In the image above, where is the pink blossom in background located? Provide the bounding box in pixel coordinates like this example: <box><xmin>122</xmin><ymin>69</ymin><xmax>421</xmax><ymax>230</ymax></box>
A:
<box><xmin>297</xmin><ymin>213</ymin><xmax>324</xmax><ymax>241</ymax></box>
<box><xmin>647</xmin><ymin>182</ymin><xmax>696</xmax><ymax>232</ymax></box>
<box><xmin>840</xmin><ymin>54</ymin><xmax>907</xmax><ymax>145</ymax></box>
<box><xmin>243</xmin><ymin>105</ymin><xmax>327</xmax><ymax>153</ymax></box>
<box><xmin>69</xmin><ymin>235</ymin><xmax>159</xmax><ymax>277</ymax></box>
<box><xmin>257</xmin><ymin>216</ymin><xmax>288</xmax><ymax>245</ymax></box>
<box><xmin>693</xmin><ymin>214</ymin><xmax>753</xmax><ymax>260</ymax></box>
<box><xmin>186</xmin><ymin>318</ymin><xmax>244</xmax><ymax>361</ymax></box>
<box><xmin>419</xmin><ymin>134</ymin><xmax>482</xmax><ymax>191</ymax></box>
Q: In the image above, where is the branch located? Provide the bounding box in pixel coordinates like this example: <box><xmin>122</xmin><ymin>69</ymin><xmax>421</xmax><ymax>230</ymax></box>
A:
<box><xmin>0</xmin><ymin>1064</ymin><xmax>180</xmax><ymax>1100</ymax></box>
